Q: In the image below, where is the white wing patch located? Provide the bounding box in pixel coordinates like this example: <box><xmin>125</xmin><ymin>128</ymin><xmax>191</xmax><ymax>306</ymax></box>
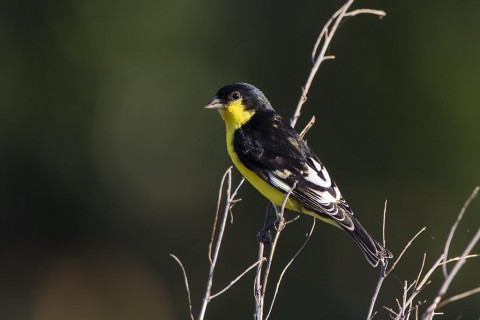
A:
<box><xmin>273</xmin><ymin>169</ymin><xmax>292</xmax><ymax>179</ymax></box>
<box><xmin>312</xmin><ymin>189</ymin><xmax>337</xmax><ymax>204</ymax></box>
<box><xmin>268</xmin><ymin>172</ymin><xmax>291</xmax><ymax>192</ymax></box>
<box><xmin>303</xmin><ymin>164</ymin><xmax>331</xmax><ymax>188</ymax></box>
<box><xmin>333</xmin><ymin>185</ymin><xmax>341</xmax><ymax>201</ymax></box>
<box><xmin>308</xmin><ymin>158</ymin><xmax>333</xmax><ymax>190</ymax></box>
<box><xmin>309</xmin><ymin>157</ymin><xmax>323</xmax><ymax>171</ymax></box>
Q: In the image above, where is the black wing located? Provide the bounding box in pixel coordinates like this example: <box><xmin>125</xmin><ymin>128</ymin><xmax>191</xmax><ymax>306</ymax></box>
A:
<box><xmin>233</xmin><ymin>111</ymin><xmax>354</xmax><ymax>230</ymax></box>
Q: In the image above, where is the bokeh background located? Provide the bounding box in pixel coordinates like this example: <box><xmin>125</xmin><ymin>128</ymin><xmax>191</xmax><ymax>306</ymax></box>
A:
<box><xmin>1</xmin><ymin>0</ymin><xmax>479</xmax><ymax>319</ymax></box>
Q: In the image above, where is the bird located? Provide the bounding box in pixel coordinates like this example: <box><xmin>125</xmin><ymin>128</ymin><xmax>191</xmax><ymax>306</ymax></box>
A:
<box><xmin>204</xmin><ymin>82</ymin><xmax>392</xmax><ymax>267</ymax></box>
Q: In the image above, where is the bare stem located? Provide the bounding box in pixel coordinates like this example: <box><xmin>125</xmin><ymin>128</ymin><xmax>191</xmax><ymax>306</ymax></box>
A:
<box><xmin>260</xmin><ymin>182</ymin><xmax>297</xmax><ymax>296</ymax></box>
<box><xmin>211</xmin><ymin>258</ymin><xmax>266</xmax><ymax>299</ymax></box>
<box><xmin>198</xmin><ymin>167</ymin><xmax>239</xmax><ymax>320</ymax></box>
<box><xmin>382</xmin><ymin>200</ymin><xmax>388</xmax><ymax>248</ymax></box>
<box><xmin>170</xmin><ymin>254</ymin><xmax>195</xmax><ymax>320</ymax></box>
<box><xmin>391</xmin><ymin>255</ymin><xmax>445</xmax><ymax>320</ymax></box>
<box><xmin>386</xmin><ymin>227</ymin><xmax>426</xmax><ymax>277</ymax></box>
<box><xmin>437</xmin><ymin>286</ymin><xmax>480</xmax><ymax>309</ymax></box>
<box><xmin>265</xmin><ymin>218</ymin><xmax>316</xmax><ymax>320</ymax></box>
<box><xmin>208</xmin><ymin>168</ymin><xmax>231</xmax><ymax>263</ymax></box>
<box><xmin>422</xmin><ymin>228</ymin><xmax>480</xmax><ymax>320</ymax></box>
<box><xmin>299</xmin><ymin>115</ymin><xmax>316</xmax><ymax>138</ymax></box>
<box><xmin>367</xmin><ymin>261</ymin><xmax>388</xmax><ymax>320</ymax></box>
<box><xmin>442</xmin><ymin>186</ymin><xmax>479</xmax><ymax>278</ymax></box>
<box><xmin>290</xmin><ymin>0</ymin><xmax>385</xmax><ymax>128</ymax></box>
<box><xmin>379</xmin><ymin>186</ymin><xmax>480</xmax><ymax>319</ymax></box>
<box><xmin>414</xmin><ymin>253</ymin><xmax>427</xmax><ymax>291</ymax></box>
<box><xmin>345</xmin><ymin>9</ymin><xmax>386</xmax><ymax>17</ymax></box>
<box><xmin>366</xmin><ymin>201</ymin><xmax>390</xmax><ymax>320</ymax></box>
<box><xmin>255</xmin><ymin>182</ymin><xmax>298</xmax><ymax>320</ymax></box>
<box><xmin>254</xmin><ymin>243</ymin><xmax>265</xmax><ymax>320</ymax></box>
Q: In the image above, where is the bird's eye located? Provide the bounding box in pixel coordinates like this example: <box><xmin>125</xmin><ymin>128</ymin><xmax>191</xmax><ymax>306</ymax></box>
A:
<box><xmin>231</xmin><ymin>92</ymin><xmax>241</xmax><ymax>100</ymax></box>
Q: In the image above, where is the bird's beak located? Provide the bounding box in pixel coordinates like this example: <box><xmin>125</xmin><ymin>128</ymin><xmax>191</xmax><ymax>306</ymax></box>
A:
<box><xmin>204</xmin><ymin>96</ymin><xmax>226</xmax><ymax>110</ymax></box>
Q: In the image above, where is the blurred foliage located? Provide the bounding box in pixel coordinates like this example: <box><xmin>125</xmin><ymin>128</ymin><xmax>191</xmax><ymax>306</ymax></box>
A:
<box><xmin>1</xmin><ymin>0</ymin><xmax>479</xmax><ymax>319</ymax></box>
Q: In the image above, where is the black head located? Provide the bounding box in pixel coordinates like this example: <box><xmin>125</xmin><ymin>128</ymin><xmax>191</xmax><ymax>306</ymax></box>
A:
<box><xmin>205</xmin><ymin>83</ymin><xmax>274</xmax><ymax>112</ymax></box>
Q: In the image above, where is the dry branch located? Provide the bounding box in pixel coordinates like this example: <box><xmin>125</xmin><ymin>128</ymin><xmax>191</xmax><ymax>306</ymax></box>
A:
<box><xmin>290</xmin><ymin>0</ymin><xmax>386</xmax><ymax>127</ymax></box>
<box><xmin>377</xmin><ymin>186</ymin><xmax>480</xmax><ymax>320</ymax></box>
<box><xmin>265</xmin><ymin>218</ymin><xmax>316</xmax><ymax>320</ymax></box>
<box><xmin>386</xmin><ymin>227</ymin><xmax>427</xmax><ymax>277</ymax></box>
<box><xmin>211</xmin><ymin>258</ymin><xmax>266</xmax><ymax>300</ymax></box>
<box><xmin>442</xmin><ymin>186</ymin><xmax>479</xmax><ymax>278</ymax></box>
<box><xmin>254</xmin><ymin>181</ymin><xmax>297</xmax><ymax>319</ymax></box>
<box><xmin>437</xmin><ymin>286</ymin><xmax>480</xmax><ymax>309</ymax></box>
<box><xmin>198</xmin><ymin>167</ymin><xmax>234</xmax><ymax>320</ymax></box>
<box><xmin>422</xmin><ymin>228</ymin><xmax>480</xmax><ymax>320</ymax></box>
<box><xmin>170</xmin><ymin>254</ymin><xmax>194</xmax><ymax>320</ymax></box>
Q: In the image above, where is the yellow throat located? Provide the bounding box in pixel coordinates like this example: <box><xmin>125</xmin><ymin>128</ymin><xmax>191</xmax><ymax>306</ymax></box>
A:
<box><xmin>219</xmin><ymin>99</ymin><xmax>255</xmax><ymax>130</ymax></box>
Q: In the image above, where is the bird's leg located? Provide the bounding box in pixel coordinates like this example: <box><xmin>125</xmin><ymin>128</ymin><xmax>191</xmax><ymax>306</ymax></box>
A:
<box><xmin>256</xmin><ymin>202</ymin><xmax>276</xmax><ymax>244</ymax></box>
<box><xmin>272</xmin><ymin>205</ymin><xmax>287</xmax><ymax>232</ymax></box>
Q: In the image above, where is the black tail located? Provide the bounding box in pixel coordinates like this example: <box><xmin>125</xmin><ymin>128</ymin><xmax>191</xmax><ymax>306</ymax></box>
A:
<box><xmin>345</xmin><ymin>216</ymin><xmax>393</xmax><ymax>267</ymax></box>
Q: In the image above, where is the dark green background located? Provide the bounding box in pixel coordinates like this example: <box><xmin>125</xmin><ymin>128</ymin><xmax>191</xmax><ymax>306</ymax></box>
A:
<box><xmin>1</xmin><ymin>0</ymin><xmax>479</xmax><ymax>319</ymax></box>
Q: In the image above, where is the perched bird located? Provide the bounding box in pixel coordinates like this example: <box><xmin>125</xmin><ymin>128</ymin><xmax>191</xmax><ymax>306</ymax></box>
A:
<box><xmin>205</xmin><ymin>83</ymin><xmax>392</xmax><ymax>267</ymax></box>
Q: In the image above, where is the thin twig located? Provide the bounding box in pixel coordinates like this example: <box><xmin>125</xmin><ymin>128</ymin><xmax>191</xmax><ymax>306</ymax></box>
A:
<box><xmin>345</xmin><ymin>9</ymin><xmax>386</xmax><ymax>17</ymax></box>
<box><xmin>437</xmin><ymin>286</ymin><xmax>480</xmax><ymax>309</ymax></box>
<box><xmin>386</xmin><ymin>227</ymin><xmax>426</xmax><ymax>277</ymax></box>
<box><xmin>211</xmin><ymin>258</ymin><xmax>266</xmax><ymax>299</ymax></box>
<box><xmin>391</xmin><ymin>250</ymin><xmax>479</xmax><ymax>320</ymax></box>
<box><xmin>299</xmin><ymin>115</ymin><xmax>316</xmax><ymax>138</ymax></box>
<box><xmin>291</xmin><ymin>1</ymin><xmax>351</xmax><ymax>127</ymax></box>
<box><xmin>404</xmin><ymin>281</ymin><xmax>418</xmax><ymax>319</ymax></box>
<box><xmin>369</xmin><ymin>227</ymin><xmax>426</xmax><ymax>319</ymax></box>
<box><xmin>367</xmin><ymin>260</ymin><xmax>389</xmax><ymax>320</ymax></box>
<box><xmin>254</xmin><ymin>243</ymin><xmax>265</xmax><ymax>320</ymax></box>
<box><xmin>384</xmin><ymin>187</ymin><xmax>480</xmax><ymax>319</ymax></box>
<box><xmin>290</xmin><ymin>0</ymin><xmax>385</xmax><ymax>127</ymax></box>
<box><xmin>414</xmin><ymin>255</ymin><xmax>444</xmax><ymax>296</ymax></box>
<box><xmin>208</xmin><ymin>168</ymin><xmax>232</xmax><ymax>263</ymax></box>
<box><xmin>422</xmin><ymin>228</ymin><xmax>480</xmax><ymax>320</ymax></box>
<box><xmin>199</xmin><ymin>167</ymin><xmax>234</xmax><ymax>320</ymax></box>
<box><xmin>415</xmin><ymin>253</ymin><xmax>427</xmax><ymax>291</ymax></box>
<box><xmin>441</xmin><ymin>254</ymin><xmax>479</xmax><ymax>265</ymax></box>
<box><xmin>383</xmin><ymin>200</ymin><xmax>388</xmax><ymax>248</ymax></box>
<box><xmin>401</xmin><ymin>281</ymin><xmax>409</xmax><ymax>318</ymax></box>
<box><xmin>255</xmin><ymin>182</ymin><xmax>298</xmax><ymax>320</ymax></box>
<box><xmin>395</xmin><ymin>298</ymin><xmax>402</xmax><ymax>311</ymax></box>
<box><xmin>260</xmin><ymin>182</ymin><xmax>298</xmax><ymax>299</ymax></box>
<box><xmin>170</xmin><ymin>254</ymin><xmax>195</xmax><ymax>320</ymax></box>
<box><xmin>390</xmin><ymin>255</ymin><xmax>444</xmax><ymax>320</ymax></box>
<box><xmin>367</xmin><ymin>200</ymin><xmax>390</xmax><ymax>319</ymax></box>
<box><xmin>442</xmin><ymin>186</ymin><xmax>479</xmax><ymax>278</ymax></box>
<box><xmin>384</xmin><ymin>306</ymin><xmax>399</xmax><ymax>317</ymax></box>
<box><xmin>285</xmin><ymin>215</ymin><xmax>300</xmax><ymax>225</ymax></box>
<box><xmin>265</xmin><ymin>218</ymin><xmax>316</xmax><ymax>320</ymax></box>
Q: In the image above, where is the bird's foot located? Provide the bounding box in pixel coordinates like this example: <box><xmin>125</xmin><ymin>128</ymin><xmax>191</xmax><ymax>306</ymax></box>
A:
<box><xmin>256</xmin><ymin>229</ymin><xmax>273</xmax><ymax>244</ymax></box>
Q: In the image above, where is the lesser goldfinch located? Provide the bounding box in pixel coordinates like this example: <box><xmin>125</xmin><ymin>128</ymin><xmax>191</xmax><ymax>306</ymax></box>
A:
<box><xmin>205</xmin><ymin>83</ymin><xmax>392</xmax><ymax>267</ymax></box>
